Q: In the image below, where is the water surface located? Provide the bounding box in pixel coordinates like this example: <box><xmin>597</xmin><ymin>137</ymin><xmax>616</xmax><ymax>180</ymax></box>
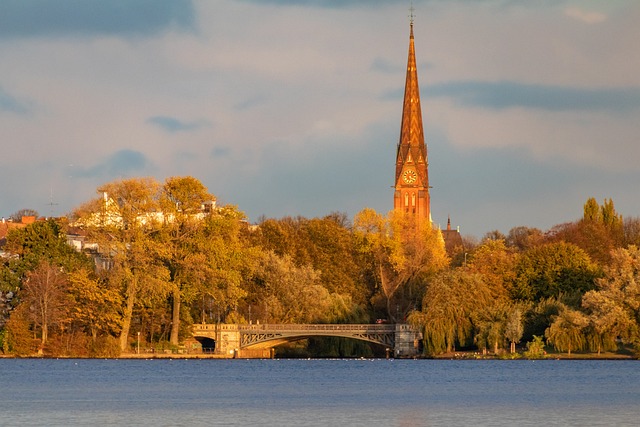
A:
<box><xmin>1</xmin><ymin>359</ymin><xmax>638</xmax><ymax>426</ymax></box>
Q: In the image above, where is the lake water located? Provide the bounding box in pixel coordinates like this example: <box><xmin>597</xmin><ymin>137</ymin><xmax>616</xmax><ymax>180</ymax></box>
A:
<box><xmin>1</xmin><ymin>358</ymin><xmax>639</xmax><ymax>426</ymax></box>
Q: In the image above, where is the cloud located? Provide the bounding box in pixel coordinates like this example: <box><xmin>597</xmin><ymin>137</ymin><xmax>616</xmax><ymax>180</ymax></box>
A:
<box><xmin>565</xmin><ymin>7</ymin><xmax>607</xmax><ymax>24</ymax></box>
<box><xmin>211</xmin><ymin>147</ymin><xmax>231</xmax><ymax>158</ymax></box>
<box><xmin>370</xmin><ymin>57</ymin><xmax>402</xmax><ymax>74</ymax></box>
<box><xmin>0</xmin><ymin>87</ymin><xmax>32</xmax><ymax>115</ymax></box>
<box><xmin>425</xmin><ymin>81</ymin><xmax>640</xmax><ymax>113</ymax></box>
<box><xmin>76</xmin><ymin>150</ymin><xmax>150</xmax><ymax>179</ymax></box>
<box><xmin>0</xmin><ymin>0</ymin><xmax>196</xmax><ymax>39</ymax></box>
<box><xmin>147</xmin><ymin>116</ymin><xmax>210</xmax><ymax>133</ymax></box>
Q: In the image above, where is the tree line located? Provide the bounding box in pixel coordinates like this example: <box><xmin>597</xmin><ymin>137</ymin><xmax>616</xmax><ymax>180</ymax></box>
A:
<box><xmin>1</xmin><ymin>176</ymin><xmax>640</xmax><ymax>358</ymax></box>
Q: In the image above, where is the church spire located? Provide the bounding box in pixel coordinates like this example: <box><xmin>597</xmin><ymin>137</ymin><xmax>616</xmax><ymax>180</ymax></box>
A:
<box><xmin>393</xmin><ymin>15</ymin><xmax>431</xmax><ymax>222</ymax></box>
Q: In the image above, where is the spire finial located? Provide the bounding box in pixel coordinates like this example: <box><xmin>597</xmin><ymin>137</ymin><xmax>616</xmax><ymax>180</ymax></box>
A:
<box><xmin>409</xmin><ymin>2</ymin><xmax>415</xmax><ymax>26</ymax></box>
<box><xmin>409</xmin><ymin>0</ymin><xmax>416</xmax><ymax>38</ymax></box>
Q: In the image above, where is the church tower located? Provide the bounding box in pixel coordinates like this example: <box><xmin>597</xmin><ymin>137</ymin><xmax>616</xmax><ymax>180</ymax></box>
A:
<box><xmin>393</xmin><ymin>17</ymin><xmax>431</xmax><ymax>222</ymax></box>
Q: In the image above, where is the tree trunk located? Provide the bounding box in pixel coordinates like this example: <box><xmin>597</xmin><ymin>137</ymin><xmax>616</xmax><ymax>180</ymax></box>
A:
<box><xmin>41</xmin><ymin>305</ymin><xmax>48</xmax><ymax>346</ymax></box>
<box><xmin>170</xmin><ymin>287</ymin><xmax>181</xmax><ymax>345</ymax></box>
<box><xmin>119</xmin><ymin>282</ymin><xmax>136</xmax><ymax>352</ymax></box>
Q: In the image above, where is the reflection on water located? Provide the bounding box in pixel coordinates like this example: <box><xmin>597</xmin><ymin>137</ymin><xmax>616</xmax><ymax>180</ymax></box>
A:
<box><xmin>1</xmin><ymin>359</ymin><xmax>639</xmax><ymax>426</ymax></box>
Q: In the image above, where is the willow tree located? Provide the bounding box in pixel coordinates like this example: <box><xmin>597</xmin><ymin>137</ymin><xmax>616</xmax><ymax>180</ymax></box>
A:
<box><xmin>409</xmin><ymin>270</ymin><xmax>492</xmax><ymax>355</ymax></box>
<box><xmin>580</xmin><ymin>245</ymin><xmax>640</xmax><ymax>353</ymax></box>
<box><xmin>354</xmin><ymin>208</ymin><xmax>448</xmax><ymax>321</ymax></box>
<box><xmin>582</xmin><ymin>290</ymin><xmax>634</xmax><ymax>354</ymax></box>
<box><xmin>545</xmin><ymin>305</ymin><xmax>588</xmax><ymax>355</ymax></box>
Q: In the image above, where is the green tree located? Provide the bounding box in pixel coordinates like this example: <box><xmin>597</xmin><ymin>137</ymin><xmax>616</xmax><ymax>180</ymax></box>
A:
<box><xmin>4</xmin><ymin>219</ymin><xmax>93</xmax><ymax>280</ymax></box>
<box><xmin>583</xmin><ymin>197</ymin><xmax>601</xmax><ymax>222</ymax></box>
<box><xmin>504</xmin><ymin>305</ymin><xmax>524</xmax><ymax>354</ymax></box>
<box><xmin>512</xmin><ymin>242</ymin><xmax>599</xmax><ymax>303</ymax></box>
<box><xmin>473</xmin><ymin>303</ymin><xmax>506</xmax><ymax>354</ymax></box>
<box><xmin>523</xmin><ymin>335</ymin><xmax>546</xmax><ymax>359</ymax></box>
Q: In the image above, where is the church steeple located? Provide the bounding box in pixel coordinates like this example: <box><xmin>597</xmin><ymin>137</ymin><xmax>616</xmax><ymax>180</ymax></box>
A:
<box><xmin>393</xmin><ymin>17</ymin><xmax>431</xmax><ymax>222</ymax></box>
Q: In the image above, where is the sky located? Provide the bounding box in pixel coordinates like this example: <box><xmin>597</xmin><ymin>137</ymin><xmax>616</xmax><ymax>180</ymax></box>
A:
<box><xmin>1</xmin><ymin>0</ymin><xmax>639</xmax><ymax>238</ymax></box>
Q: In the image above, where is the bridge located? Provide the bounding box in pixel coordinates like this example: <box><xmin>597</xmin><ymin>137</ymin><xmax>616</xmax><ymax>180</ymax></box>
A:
<box><xmin>192</xmin><ymin>323</ymin><xmax>422</xmax><ymax>358</ymax></box>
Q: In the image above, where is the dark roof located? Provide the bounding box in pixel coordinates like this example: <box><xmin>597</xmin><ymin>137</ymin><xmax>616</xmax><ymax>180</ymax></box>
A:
<box><xmin>442</xmin><ymin>229</ymin><xmax>464</xmax><ymax>254</ymax></box>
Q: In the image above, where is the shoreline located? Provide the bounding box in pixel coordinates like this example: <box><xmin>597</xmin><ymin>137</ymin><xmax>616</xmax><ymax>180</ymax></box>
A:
<box><xmin>0</xmin><ymin>352</ymin><xmax>637</xmax><ymax>360</ymax></box>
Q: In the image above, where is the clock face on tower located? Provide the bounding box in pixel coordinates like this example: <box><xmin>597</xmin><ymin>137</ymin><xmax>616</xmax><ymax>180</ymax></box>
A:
<box><xmin>402</xmin><ymin>169</ymin><xmax>417</xmax><ymax>184</ymax></box>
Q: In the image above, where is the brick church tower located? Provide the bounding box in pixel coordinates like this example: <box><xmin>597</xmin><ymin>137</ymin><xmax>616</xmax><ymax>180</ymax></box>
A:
<box><xmin>393</xmin><ymin>18</ymin><xmax>431</xmax><ymax>223</ymax></box>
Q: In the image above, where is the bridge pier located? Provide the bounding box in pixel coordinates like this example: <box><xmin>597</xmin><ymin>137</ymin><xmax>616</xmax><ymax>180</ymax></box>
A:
<box><xmin>192</xmin><ymin>323</ymin><xmax>422</xmax><ymax>358</ymax></box>
<box><xmin>394</xmin><ymin>324</ymin><xmax>421</xmax><ymax>358</ymax></box>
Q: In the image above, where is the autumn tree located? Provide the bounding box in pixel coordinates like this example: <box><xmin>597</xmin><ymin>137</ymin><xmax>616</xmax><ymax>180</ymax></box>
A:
<box><xmin>251</xmin><ymin>251</ymin><xmax>332</xmax><ymax>323</ymax></box>
<box><xmin>466</xmin><ymin>239</ymin><xmax>516</xmax><ymax>301</ymax></box>
<box><xmin>354</xmin><ymin>208</ymin><xmax>448</xmax><ymax>321</ymax></box>
<box><xmin>9</xmin><ymin>209</ymin><xmax>39</xmax><ymax>223</ymax></box>
<box><xmin>251</xmin><ymin>213</ymin><xmax>369</xmax><ymax>307</ymax></box>
<box><xmin>72</xmin><ymin>178</ymin><xmax>172</xmax><ymax>352</ymax></box>
<box><xmin>158</xmin><ymin>176</ymin><xmax>215</xmax><ymax>345</ymax></box>
<box><xmin>622</xmin><ymin>217</ymin><xmax>640</xmax><ymax>248</ymax></box>
<box><xmin>67</xmin><ymin>269</ymin><xmax>122</xmax><ymax>344</ymax></box>
<box><xmin>546</xmin><ymin>221</ymin><xmax>615</xmax><ymax>265</ymax></box>
<box><xmin>191</xmin><ymin>207</ymin><xmax>254</xmax><ymax>325</ymax></box>
<box><xmin>505</xmin><ymin>226</ymin><xmax>543</xmax><ymax>251</ymax></box>
<box><xmin>21</xmin><ymin>261</ymin><xmax>69</xmax><ymax>349</ymax></box>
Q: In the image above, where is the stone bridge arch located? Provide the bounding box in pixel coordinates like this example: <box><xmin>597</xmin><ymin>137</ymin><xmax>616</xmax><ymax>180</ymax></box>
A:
<box><xmin>193</xmin><ymin>323</ymin><xmax>421</xmax><ymax>358</ymax></box>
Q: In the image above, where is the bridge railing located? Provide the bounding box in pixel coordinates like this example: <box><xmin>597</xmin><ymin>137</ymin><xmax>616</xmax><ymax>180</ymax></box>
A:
<box><xmin>238</xmin><ymin>324</ymin><xmax>396</xmax><ymax>332</ymax></box>
<box><xmin>193</xmin><ymin>323</ymin><xmax>399</xmax><ymax>333</ymax></box>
